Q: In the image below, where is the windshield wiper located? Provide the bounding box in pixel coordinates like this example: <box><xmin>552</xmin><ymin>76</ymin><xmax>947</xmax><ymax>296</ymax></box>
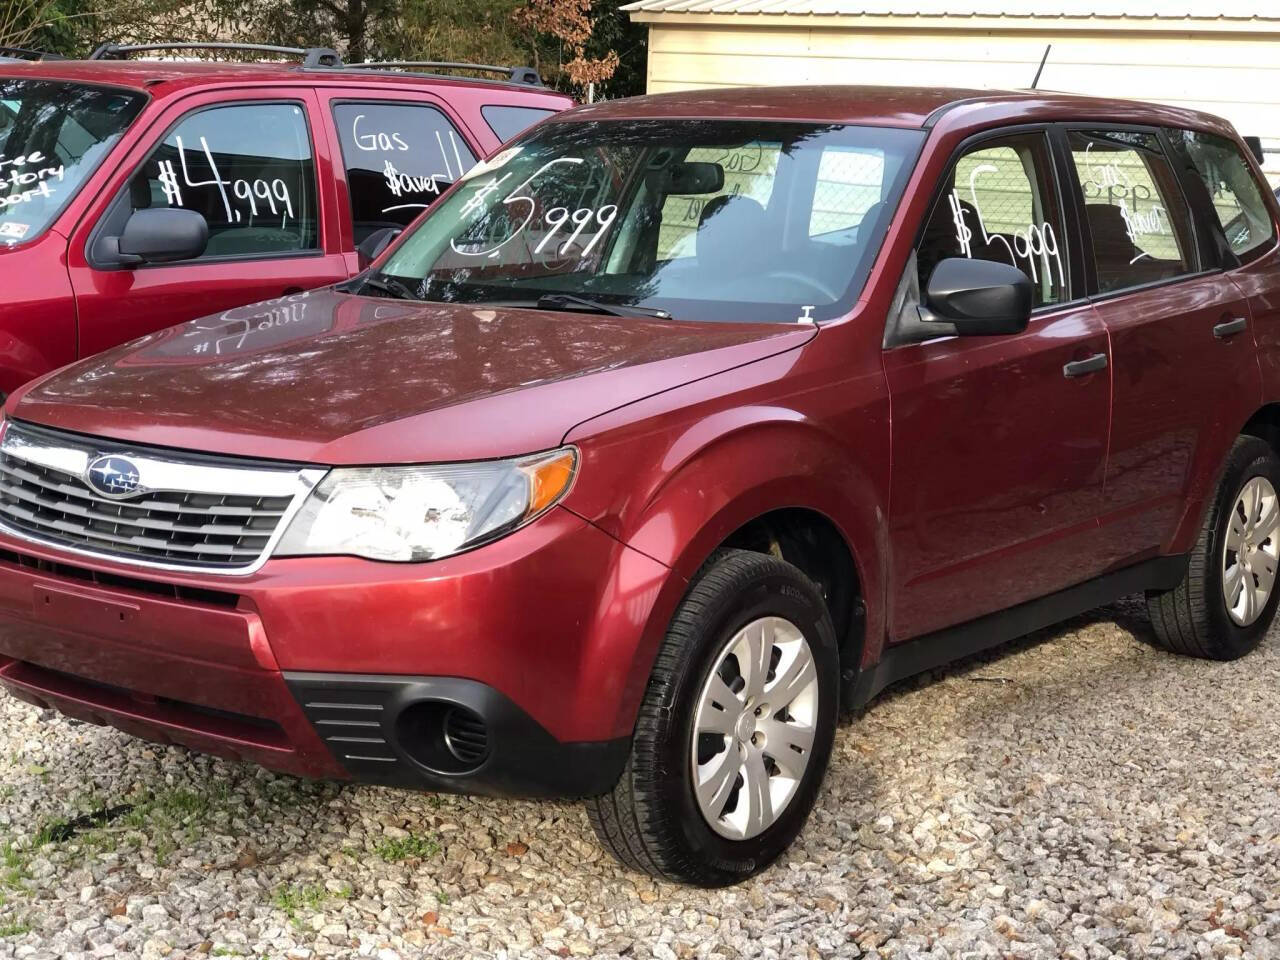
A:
<box><xmin>357</xmin><ymin>273</ymin><xmax>419</xmax><ymax>301</ymax></box>
<box><xmin>535</xmin><ymin>293</ymin><xmax>671</xmax><ymax>320</ymax></box>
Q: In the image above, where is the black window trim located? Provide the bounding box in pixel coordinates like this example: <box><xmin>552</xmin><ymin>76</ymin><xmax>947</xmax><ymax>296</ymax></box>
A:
<box><xmin>907</xmin><ymin>122</ymin><xmax>1089</xmax><ymax>322</ymax></box>
<box><xmin>1056</xmin><ymin>120</ymin><xmax>1214</xmax><ymax>304</ymax></box>
<box><xmin>86</xmin><ymin>97</ymin><xmax>324</xmax><ymax>271</ymax></box>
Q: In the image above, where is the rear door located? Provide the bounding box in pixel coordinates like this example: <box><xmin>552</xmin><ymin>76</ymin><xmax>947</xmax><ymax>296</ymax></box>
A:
<box><xmin>316</xmin><ymin>88</ymin><xmax>484</xmax><ymax>273</ymax></box>
<box><xmin>1168</xmin><ymin>126</ymin><xmax>1280</xmax><ymax>406</ymax></box>
<box><xmin>1063</xmin><ymin>127</ymin><xmax>1262</xmax><ymax>568</ymax></box>
<box><xmin>66</xmin><ymin>87</ymin><xmax>349</xmax><ymax>358</ymax></box>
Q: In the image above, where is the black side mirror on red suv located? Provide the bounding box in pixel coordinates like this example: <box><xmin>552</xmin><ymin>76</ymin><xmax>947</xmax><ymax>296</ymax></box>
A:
<box><xmin>111</xmin><ymin>208</ymin><xmax>208</xmax><ymax>267</ymax></box>
<box><xmin>357</xmin><ymin>227</ymin><xmax>402</xmax><ymax>270</ymax></box>
<box><xmin>921</xmin><ymin>257</ymin><xmax>1034</xmax><ymax>337</ymax></box>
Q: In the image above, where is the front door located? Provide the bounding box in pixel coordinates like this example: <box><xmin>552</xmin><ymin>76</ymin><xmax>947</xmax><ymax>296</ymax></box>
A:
<box><xmin>885</xmin><ymin>128</ymin><xmax>1112</xmax><ymax>641</ymax></box>
<box><xmin>66</xmin><ymin>89</ymin><xmax>350</xmax><ymax>358</ymax></box>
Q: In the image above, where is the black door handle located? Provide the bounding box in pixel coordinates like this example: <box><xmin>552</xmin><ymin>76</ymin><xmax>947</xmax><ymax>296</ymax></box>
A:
<box><xmin>1214</xmin><ymin>317</ymin><xmax>1248</xmax><ymax>339</ymax></box>
<box><xmin>1063</xmin><ymin>353</ymin><xmax>1108</xmax><ymax>378</ymax></box>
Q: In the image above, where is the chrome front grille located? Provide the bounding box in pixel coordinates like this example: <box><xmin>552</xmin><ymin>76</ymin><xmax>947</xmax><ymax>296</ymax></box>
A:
<box><xmin>0</xmin><ymin>420</ymin><xmax>325</xmax><ymax>574</ymax></box>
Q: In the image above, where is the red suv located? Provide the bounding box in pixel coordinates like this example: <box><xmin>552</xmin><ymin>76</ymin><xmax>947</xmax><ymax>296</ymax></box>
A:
<box><xmin>1</xmin><ymin>86</ymin><xmax>1278</xmax><ymax>887</ymax></box>
<box><xmin>0</xmin><ymin>43</ymin><xmax>570</xmax><ymax>393</ymax></box>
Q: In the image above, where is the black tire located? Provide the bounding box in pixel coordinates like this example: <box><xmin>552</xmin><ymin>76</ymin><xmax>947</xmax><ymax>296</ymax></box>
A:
<box><xmin>1147</xmin><ymin>435</ymin><xmax>1280</xmax><ymax>660</ymax></box>
<box><xmin>586</xmin><ymin>548</ymin><xmax>840</xmax><ymax>886</ymax></box>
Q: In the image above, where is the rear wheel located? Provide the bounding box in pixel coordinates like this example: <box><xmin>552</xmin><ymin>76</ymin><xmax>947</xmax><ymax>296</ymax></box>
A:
<box><xmin>1147</xmin><ymin>435</ymin><xmax>1280</xmax><ymax>660</ymax></box>
<box><xmin>586</xmin><ymin>549</ymin><xmax>840</xmax><ymax>886</ymax></box>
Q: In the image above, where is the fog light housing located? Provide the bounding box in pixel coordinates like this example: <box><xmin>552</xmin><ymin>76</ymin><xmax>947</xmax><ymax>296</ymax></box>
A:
<box><xmin>395</xmin><ymin>700</ymin><xmax>490</xmax><ymax>773</ymax></box>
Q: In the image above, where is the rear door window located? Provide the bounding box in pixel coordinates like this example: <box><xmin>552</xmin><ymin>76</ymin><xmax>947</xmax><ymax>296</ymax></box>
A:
<box><xmin>333</xmin><ymin>102</ymin><xmax>477</xmax><ymax>242</ymax></box>
<box><xmin>1171</xmin><ymin>128</ymin><xmax>1276</xmax><ymax>263</ymax></box>
<box><xmin>1066</xmin><ymin>129</ymin><xmax>1197</xmax><ymax>294</ymax></box>
<box><xmin>127</xmin><ymin>101</ymin><xmax>319</xmax><ymax>260</ymax></box>
<box><xmin>917</xmin><ymin>131</ymin><xmax>1068</xmax><ymax>309</ymax></box>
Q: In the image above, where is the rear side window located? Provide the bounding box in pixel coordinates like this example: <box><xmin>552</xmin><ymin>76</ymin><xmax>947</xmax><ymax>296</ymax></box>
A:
<box><xmin>129</xmin><ymin>102</ymin><xmax>318</xmax><ymax>259</ymax></box>
<box><xmin>333</xmin><ymin>102</ymin><xmax>477</xmax><ymax>242</ymax></box>
<box><xmin>1172</xmin><ymin>129</ymin><xmax>1276</xmax><ymax>263</ymax></box>
<box><xmin>1067</xmin><ymin>130</ymin><xmax>1196</xmax><ymax>294</ymax></box>
<box><xmin>481</xmin><ymin>105</ymin><xmax>556</xmax><ymax>142</ymax></box>
<box><xmin>917</xmin><ymin>131</ymin><xmax>1067</xmax><ymax>309</ymax></box>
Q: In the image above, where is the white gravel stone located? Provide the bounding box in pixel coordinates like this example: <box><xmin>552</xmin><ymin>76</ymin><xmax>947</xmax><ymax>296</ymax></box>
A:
<box><xmin>2</xmin><ymin>599</ymin><xmax>1280</xmax><ymax>957</ymax></box>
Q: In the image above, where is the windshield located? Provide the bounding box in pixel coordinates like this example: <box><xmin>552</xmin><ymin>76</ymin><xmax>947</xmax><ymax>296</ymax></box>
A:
<box><xmin>0</xmin><ymin>79</ymin><xmax>146</xmax><ymax>246</ymax></box>
<box><xmin>375</xmin><ymin>119</ymin><xmax>924</xmax><ymax>323</ymax></box>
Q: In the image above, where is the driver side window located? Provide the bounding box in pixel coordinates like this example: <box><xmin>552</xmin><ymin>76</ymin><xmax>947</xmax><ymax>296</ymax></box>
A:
<box><xmin>917</xmin><ymin>132</ymin><xmax>1068</xmax><ymax>309</ymax></box>
<box><xmin>126</xmin><ymin>102</ymin><xmax>319</xmax><ymax>260</ymax></box>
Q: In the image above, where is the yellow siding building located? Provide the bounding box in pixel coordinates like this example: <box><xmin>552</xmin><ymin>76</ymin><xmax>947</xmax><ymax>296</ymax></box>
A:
<box><xmin>621</xmin><ymin>2</ymin><xmax>1280</xmax><ymax>185</ymax></box>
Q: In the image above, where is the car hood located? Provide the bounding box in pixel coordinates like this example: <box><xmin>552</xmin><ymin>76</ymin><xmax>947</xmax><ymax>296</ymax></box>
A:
<box><xmin>10</xmin><ymin>288</ymin><xmax>816</xmax><ymax>464</ymax></box>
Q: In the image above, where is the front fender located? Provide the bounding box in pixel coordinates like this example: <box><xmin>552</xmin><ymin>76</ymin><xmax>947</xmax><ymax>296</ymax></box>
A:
<box><xmin>563</xmin><ymin>342</ymin><xmax>891</xmax><ymax>735</ymax></box>
<box><xmin>0</xmin><ymin>230</ymin><xmax>76</xmax><ymax>395</ymax></box>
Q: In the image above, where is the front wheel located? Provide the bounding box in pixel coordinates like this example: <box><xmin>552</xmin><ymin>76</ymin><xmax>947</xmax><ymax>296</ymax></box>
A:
<box><xmin>1147</xmin><ymin>435</ymin><xmax>1280</xmax><ymax>660</ymax></box>
<box><xmin>586</xmin><ymin>549</ymin><xmax>840</xmax><ymax>886</ymax></box>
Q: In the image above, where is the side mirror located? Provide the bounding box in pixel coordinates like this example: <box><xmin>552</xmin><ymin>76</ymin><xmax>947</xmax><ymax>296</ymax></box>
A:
<box><xmin>114</xmin><ymin>208</ymin><xmax>208</xmax><ymax>266</ymax></box>
<box><xmin>920</xmin><ymin>257</ymin><xmax>1033</xmax><ymax>337</ymax></box>
<box><xmin>357</xmin><ymin>227</ymin><xmax>402</xmax><ymax>270</ymax></box>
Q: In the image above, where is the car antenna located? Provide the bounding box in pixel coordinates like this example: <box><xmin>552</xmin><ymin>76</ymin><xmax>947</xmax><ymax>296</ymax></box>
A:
<box><xmin>1030</xmin><ymin>43</ymin><xmax>1052</xmax><ymax>90</ymax></box>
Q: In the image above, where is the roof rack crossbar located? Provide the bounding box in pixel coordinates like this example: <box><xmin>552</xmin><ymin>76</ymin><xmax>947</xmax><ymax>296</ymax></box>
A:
<box><xmin>88</xmin><ymin>43</ymin><xmax>342</xmax><ymax>68</ymax></box>
<box><xmin>342</xmin><ymin>60</ymin><xmax>542</xmax><ymax>86</ymax></box>
<box><xmin>0</xmin><ymin>46</ymin><xmax>66</xmax><ymax>61</ymax></box>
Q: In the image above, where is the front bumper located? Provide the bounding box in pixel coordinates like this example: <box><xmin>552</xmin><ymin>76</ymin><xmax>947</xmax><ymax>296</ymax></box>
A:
<box><xmin>0</xmin><ymin>506</ymin><xmax>668</xmax><ymax>797</ymax></box>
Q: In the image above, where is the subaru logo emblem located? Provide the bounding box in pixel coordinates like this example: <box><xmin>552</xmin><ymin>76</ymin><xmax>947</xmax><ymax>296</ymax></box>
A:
<box><xmin>84</xmin><ymin>455</ymin><xmax>143</xmax><ymax>499</ymax></box>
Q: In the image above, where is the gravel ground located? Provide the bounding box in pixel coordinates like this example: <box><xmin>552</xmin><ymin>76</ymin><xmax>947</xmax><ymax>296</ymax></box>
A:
<box><xmin>2</xmin><ymin>597</ymin><xmax>1280</xmax><ymax>959</ymax></box>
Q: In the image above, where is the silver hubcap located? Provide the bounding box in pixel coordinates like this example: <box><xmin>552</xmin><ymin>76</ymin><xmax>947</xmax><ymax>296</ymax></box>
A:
<box><xmin>691</xmin><ymin>616</ymin><xmax>820</xmax><ymax>840</ymax></box>
<box><xmin>1223</xmin><ymin>475</ymin><xmax>1280</xmax><ymax>627</ymax></box>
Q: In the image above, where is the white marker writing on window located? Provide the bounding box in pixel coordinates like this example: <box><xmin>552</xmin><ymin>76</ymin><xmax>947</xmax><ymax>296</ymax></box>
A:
<box><xmin>353</xmin><ymin>114</ymin><xmax>408</xmax><ymax>152</ymax></box>
<box><xmin>164</xmin><ymin>135</ymin><xmax>297</xmax><ymax>228</ymax></box>
<box><xmin>951</xmin><ymin>163</ymin><xmax>1065</xmax><ymax>289</ymax></box>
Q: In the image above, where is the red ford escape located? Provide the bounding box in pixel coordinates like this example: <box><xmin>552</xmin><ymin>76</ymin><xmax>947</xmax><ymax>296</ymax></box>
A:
<box><xmin>1</xmin><ymin>86</ymin><xmax>1278</xmax><ymax>887</ymax></box>
<box><xmin>0</xmin><ymin>42</ymin><xmax>569</xmax><ymax>395</ymax></box>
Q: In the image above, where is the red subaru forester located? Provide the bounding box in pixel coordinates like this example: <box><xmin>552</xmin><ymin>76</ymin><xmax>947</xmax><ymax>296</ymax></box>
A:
<box><xmin>1</xmin><ymin>86</ymin><xmax>1278</xmax><ymax>886</ymax></box>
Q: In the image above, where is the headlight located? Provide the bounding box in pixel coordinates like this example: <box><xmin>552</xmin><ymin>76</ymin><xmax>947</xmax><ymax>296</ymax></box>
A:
<box><xmin>275</xmin><ymin>447</ymin><xmax>576</xmax><ymax>562</ymax></box>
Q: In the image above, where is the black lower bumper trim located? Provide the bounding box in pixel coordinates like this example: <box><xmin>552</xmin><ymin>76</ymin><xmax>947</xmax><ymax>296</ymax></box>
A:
<box><xmin>285</xmin><ymin>672</ymin><xmax>629</xmax><ymax>799</ymax></box>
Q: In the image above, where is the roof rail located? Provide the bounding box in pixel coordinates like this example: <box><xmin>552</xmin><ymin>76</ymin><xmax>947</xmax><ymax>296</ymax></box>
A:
<box><xmin>88</xmin><ymin>42</ymin><xmax>342</xmax><ymax>68</ymax></box>
<box><xmin>341</xmin><ymin>60</ymin><xmax>543</xmax><ymax>86</ymax></box>
<box><xmin>0</xmin><ymin>46</ymin><xmax>66</xmax><ymax>61</ymax></box>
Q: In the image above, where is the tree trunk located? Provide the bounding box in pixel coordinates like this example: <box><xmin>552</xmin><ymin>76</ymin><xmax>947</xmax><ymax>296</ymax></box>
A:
<box><xmin>347</xmin><ymin>0</ymin><xmax>366</xmax><ymax>61</ymax></box>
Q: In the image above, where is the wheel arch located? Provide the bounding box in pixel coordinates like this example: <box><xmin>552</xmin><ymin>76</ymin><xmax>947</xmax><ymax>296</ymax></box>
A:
<box><xmin>1241</xmin><ymin>403</ymin><xmax>1280</xmax><ymax>452</ymax></box>
<box><xmin>1165</xmin><ymin>401</ymin><xmax>1278</xmax><ymax>555</ymax></box>
<box><xmin>713</xmin><ymin>506</ymin><xmax>866</xmax><ymax>682</ymax></box>
<box><xmin>591</xmin><ymin>414</ymin><xmax>891</xmax><ymax>736</ymax></box>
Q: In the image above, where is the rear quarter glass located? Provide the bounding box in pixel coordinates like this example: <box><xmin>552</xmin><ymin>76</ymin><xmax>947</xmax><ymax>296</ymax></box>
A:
<box><xmin>481</xmin><ymin>104</ymin><xmax>558</xmax><ymax>142</ymax></box>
